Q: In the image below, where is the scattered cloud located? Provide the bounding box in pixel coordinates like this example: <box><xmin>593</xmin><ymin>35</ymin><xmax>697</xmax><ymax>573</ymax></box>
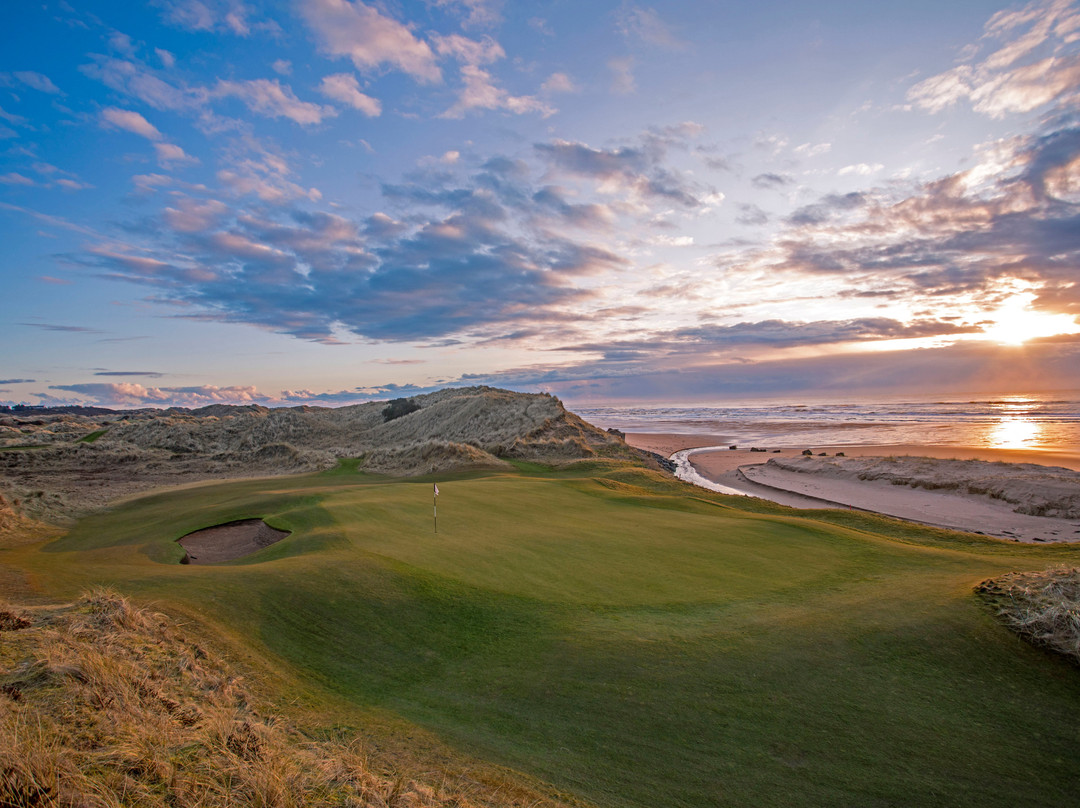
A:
<box><xmin>907</xmin><ymin>0</ymin><xmax>1080</xmax><ymax>118</ymax></box>
<box><xmin>435</xmin><ymin>33</ymin><xmax>554</xmax><ymax>118</ymax></box>
<box><xmin>616</xmin><ymin>4</ymin><xmax>689</xmax><ymax>50</ymax></box>
<box><xmin>0</xmin><ymin>173</ymin><xmax>36</xmax><ymax>186</ymax></box>
<box><xmin>213</xmin><ymin>78</ymin><xmax>336</xmax><ymax>125</ymax></box>
<box><xmin>537</xmin><ymin>132</ymin><xmax>714</xmax><ymax>209</ymax></box>
<box><xmin>751</xmin><ymin>172</ymin><xmax>792</xmax><ymax>190</ymax></box>
<box><xmin>608</xmin><ymin>57</ymin><xmax>636</xmax><ymax>94</ymax></box>
<box><xmin>18</xmin><ymin>322</ymin><xmax>104</xmax><ymax>333</ymax></box>
<box><xmin>154</xmin><ymin>142</ymin><xmax>200</xmax><ymax>167</ymax></box>
<box><xmin>433</xmin><ymin>0</ymin><xmax>503</xmax><ymax>29</ymax></box>
<box><xmin>14</xmin><ymin>71</ymin><xmax>62</xmax><ymax>94</ymax></box>
<box><xmin>838</xmin><ymin>162</ymin><xmax>884</xmax><ymax>176</ymax></box>
<box><xmin>93</xmin><ymin>370</ymin><xmax>166</xmax><ymax>378</ymax></box>
<box><xmin>541</xmin><ymin>72</ymin><xmax>577</xmax><ymax>94</ymax></box>
<box><xmin>297</xmin><ymin>0</ymin><xmax>442</xmax><ymax>84</ymax></box>
<box><xmin>158</xmin><ymin>0</ymin><xmax>277</xmax><ymax>37</ymax></box>
<box><xmin>49</xmin><ymin>382</ymin><xmax>268</xmax><ymax>408</ymax></box>
<box><xmin>317</xmin><ymin>73</ymin><xmax>381</xmax><ymax>116</ymax></box>
<box><xmin>0</xmin><ymin>379</ymin><xmax>35</xmax><ymax>385</ymax></box>
<box><xmin>100</xmin><ymin>107</ymin><xmax>163</xmax><ymax>140</ymax></box>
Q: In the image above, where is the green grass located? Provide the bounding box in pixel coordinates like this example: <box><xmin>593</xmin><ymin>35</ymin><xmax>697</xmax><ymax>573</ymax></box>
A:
<box><xmin>76</xmin><ymin>429</ymin><xmax>108</xmax><ymax>443</ymax></box>
<box><xmin>9</xmin><ymin>463</ymin><xmax>1080</xmax><ymax>807</ymax></box>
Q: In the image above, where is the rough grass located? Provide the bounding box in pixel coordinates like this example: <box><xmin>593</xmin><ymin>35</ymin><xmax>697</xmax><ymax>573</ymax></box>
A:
<box><xmin>976</xmin><ymin>567</ymin><xmax>1080</xmax><ymax>663</ymax></box>
<box><xmin>0</xmin><ymin>589</ymin><xmax>568</xmax><ymax>808</ymax></box>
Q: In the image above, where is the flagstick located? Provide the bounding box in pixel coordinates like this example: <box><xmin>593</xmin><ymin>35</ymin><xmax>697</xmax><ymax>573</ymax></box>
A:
<box><xmin>433</xmin><ymin>482</ymin><xmax>438</xmax><ymax>534</ymax></box>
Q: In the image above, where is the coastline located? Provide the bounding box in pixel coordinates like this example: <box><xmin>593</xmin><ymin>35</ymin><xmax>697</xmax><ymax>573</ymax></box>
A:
<box><xmin>625</xmin><ymin>432</ymin><xmax>1080</xmax><ymax>543</ymax></box>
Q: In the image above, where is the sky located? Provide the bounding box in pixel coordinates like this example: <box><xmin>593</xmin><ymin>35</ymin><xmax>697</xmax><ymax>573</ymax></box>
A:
<box><xmin>2</xmin><ymin>0</ymin><xmax>1080</xmax><ymax>409</ymax></box>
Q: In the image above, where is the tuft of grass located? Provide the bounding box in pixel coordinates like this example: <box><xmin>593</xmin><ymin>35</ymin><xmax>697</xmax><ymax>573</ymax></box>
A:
<box><xmin>976</xmin><ymin>567</ymin><xmax>1080</xmax><ymax>663</ymax></box>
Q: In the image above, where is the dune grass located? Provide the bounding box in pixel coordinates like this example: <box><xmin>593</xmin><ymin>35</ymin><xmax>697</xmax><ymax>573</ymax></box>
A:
<box><xmin>6</xmin><ymin>462</ymin><xmax>1080</xmax><ymax>807</ymax></box>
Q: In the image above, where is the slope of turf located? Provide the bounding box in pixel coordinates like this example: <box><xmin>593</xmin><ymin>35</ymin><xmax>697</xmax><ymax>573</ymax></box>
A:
<box><xmin>9</xmin><ymin>462</ymin><xmax>1080</xmax><ymax>807</ymax></box>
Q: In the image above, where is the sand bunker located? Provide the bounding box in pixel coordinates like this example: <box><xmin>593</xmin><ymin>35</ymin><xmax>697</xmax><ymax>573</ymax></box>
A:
<box><xmin>178</xmin><ymin>519</ymin><xmax>290</xmax><ymax>564</ymax></box>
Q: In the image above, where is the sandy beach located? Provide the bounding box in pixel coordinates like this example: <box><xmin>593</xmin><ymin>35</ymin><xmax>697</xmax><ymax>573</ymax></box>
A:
<box><xmin>627</xmin><ymin>432</ymin><xmax>1080</xmax><ymax>543</ymax></box>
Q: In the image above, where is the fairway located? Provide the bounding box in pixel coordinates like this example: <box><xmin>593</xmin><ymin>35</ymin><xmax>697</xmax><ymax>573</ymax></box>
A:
<box><xmin>10</xmin><ymin>463</ymin><xmax>1080</xmax><ymax>807</ymax></box>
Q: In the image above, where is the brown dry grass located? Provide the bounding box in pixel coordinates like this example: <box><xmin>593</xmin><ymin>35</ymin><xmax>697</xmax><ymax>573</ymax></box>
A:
<box><xmin>976</xmin><ymin>567</ymin><xmax>1080</xmax><ymax>664</ymax></box>
<box><xmin>0</xmin><ymin>590</ymin><xmax>563</xmax><ymax>808</ymax></box>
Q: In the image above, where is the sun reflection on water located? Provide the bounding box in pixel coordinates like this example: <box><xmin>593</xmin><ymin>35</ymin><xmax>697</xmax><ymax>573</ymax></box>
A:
<box><xmin>987</xmin><ymin>415</ymin><xmax>1041</xmax><ymax>449</ymax></box>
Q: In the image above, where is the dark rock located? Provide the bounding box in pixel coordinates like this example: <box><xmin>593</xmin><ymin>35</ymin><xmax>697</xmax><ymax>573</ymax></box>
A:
<box><xmin>802</xmin><ymin>449</ymin><xmax>813</xmax><ymax>456</ymax></box>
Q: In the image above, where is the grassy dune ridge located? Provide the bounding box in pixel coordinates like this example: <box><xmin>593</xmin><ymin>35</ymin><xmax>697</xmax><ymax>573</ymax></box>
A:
<box><xmin>5</xmin><ymin>460</ymin><xmax>1080</xmax><ymax>806</ymax></box>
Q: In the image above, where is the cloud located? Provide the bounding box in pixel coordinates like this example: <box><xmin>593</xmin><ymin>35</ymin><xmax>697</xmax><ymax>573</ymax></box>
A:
<box><xmin>81</xmin><ymin>56</ymin><xmax>209</xmax><ymax>113</ymax></box>
<box><xmin>154</xmin><ymin>142</ymin><xmax>199</xmax><ymax>167</ymax></box>
<box><xmin>100</xmin><ymin>107</ymin><xmax>163</xmax><ymax>140</ymax></box>
<box><xmin>0</xmin><ymin>379</ymin><xmax>35</xmax><ymax>385</ymax></box>
<box><xmin>785</xmin><ymin>192</ymin><xmax>866</xmax><ymax>225</ymax></box>
<box><xmin>712</xmin><ymin>115</ymin><xmax>1080</xmax><ymax>331</ymax></box>
<box><xmin>736</xmin><ymin>203</ymin><xmax>769</xmax><ymax>226</ymax></box>
<box><xmin>907</xmin><ymin>0</ymin><xmax>1080</xmax><ymax>118</ymax></box>
<box><xmin>79</xmin><ymin>145</ymin><xmax>648</xmax><ymax>343</ymax></box>
<box><xmin>608</xmin><ymin>57</ymin><xmax>636</xmax><ymax>94</ymax></box>
<box><xmin>541</xmin><ymin>72</ymin><xmax>577</xmax><ymax>94</ymax></box>
<box><xmin>751</xmin><ymin>172</ymin><xmax>792</xmax><ymax>190</ymax></box>
<box><xmin>213</xmin><ymin>79</ymin><xmax>335</xmax><ymax>125</ymax></box>
<box><xmin>55</xmin><ymin>178</ymin><xmax>94</xmax><ymax>191</ymax></box>
<box><xmin>215</xmin><ymin>136</ymin><xmax>322</xmax><ymax>203</ymax></box>
<box><xmin>440</xmin><ymin>64</ymin><xmax>554</xmax><ymax>118</ymax></box>
<box><xmin>838</xmin><ymin>163</ymin><xmax>884</xmax><ymax>176</ymax></box>
<box><xmin>0</xmin><ymin>173</ymin><xmax>35</xmax><ymax>186</ymax></box>
<box><xmin>317</xmin><ymin>73</ymin><xmax>381</xmax><ymax>116</ymax></box>
<box><xmin>536</xmin><ymin>132</ymin><xmax>712</xmax><ymax>208</ymax></box>
<box><xmin>432</xmin><ymin>0</ymin><xmax>503</xmax><ymax>29</ymax></box>
<box><xmin>434</xmin><ymin>33</ymin><xmax>554</xmax><ymax>119</ymax></box>
<box><xmin>49</xmin><ymin>382</ymin><xmax>269</xmax><ymax>408</ymax></box>
<box><xmin>93</xmin><ymin>370</ymin><xmax>166</xmax><ymax>378</ymax></box>
<box><xmin>18</xmin><ymin>322</ymin><xmax>104</xmax><ymax>333</ymax></box>
<box><xmin>14</xmin><ymin>71</ymin><xmax>62</xmax><ymax>94</ymax></box>
<box><xmin>158</xmin><ymin>0</ymin><xmax>276</xmax><ymax>36</ymax></box>
<box><xmin>793</xmin><ymin>142</ymin><xmax>831</xmax><ymax>158</ymax></box>
<box><xmin>298</xmin><ymin>0</ymin><xmax>441</xmax><ymax>83</ymax></box>
<box><xmin>616</xmin><ymin>5</ymin><xmax>688</xmax><ymax>50</ymax></box>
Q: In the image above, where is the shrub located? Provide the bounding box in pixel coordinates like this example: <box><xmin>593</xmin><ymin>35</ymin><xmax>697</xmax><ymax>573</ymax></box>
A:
<box><xmin>381</xmin><ymin>398</ymin><xmax>421</xmax><ymax>422</ymax></box>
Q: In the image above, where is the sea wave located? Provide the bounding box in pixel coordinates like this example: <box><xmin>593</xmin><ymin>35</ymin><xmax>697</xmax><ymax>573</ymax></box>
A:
<box><xmin>578</xmin><ymin>392</ymin><xmax>1080</xmax><ymax>452</ymax></box>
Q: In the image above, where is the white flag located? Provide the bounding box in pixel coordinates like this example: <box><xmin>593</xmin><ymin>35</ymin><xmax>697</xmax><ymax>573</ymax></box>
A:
<box><xmin>434</xmin><ymin>483</ymin><xmax>440</xmax><ymax>496</ymax></box>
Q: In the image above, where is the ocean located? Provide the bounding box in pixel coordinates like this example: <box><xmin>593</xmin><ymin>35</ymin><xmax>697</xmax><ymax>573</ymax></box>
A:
<box><xmin>577</xmin><ymin>392</ymin><xmax>1080</xmax><ymax>453</ymax></box>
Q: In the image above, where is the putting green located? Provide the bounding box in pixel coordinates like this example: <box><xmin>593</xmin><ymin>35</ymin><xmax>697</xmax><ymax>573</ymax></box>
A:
<box><xmin>11</xmin><ymin>463</ymin><xmax>1080</xmax><ymax>807</ymax></box>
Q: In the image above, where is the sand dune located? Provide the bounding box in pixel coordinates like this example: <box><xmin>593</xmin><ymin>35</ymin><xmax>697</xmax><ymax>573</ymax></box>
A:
<box><xmin>0</xmin><ymin>387</ymin><xmax>633</xmax><ymax>527</ymax></box>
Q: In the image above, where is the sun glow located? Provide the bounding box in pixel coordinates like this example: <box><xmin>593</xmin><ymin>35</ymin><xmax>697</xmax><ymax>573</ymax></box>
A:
<box><xmin>980</xmin><ymin>287</ymin><xmax>1080</xmax><ymax>345</ymax></box>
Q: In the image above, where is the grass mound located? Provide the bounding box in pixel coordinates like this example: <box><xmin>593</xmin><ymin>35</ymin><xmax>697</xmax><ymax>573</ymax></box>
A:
<box><xmin>976</xmin><ymin>567</ymin><xmax>1080</xmax><ymax>663</ymax></box>
<box><xmin>0</xmin><ymin>590</ymin><xmax>548</xmax><ymax>808</ymax></box>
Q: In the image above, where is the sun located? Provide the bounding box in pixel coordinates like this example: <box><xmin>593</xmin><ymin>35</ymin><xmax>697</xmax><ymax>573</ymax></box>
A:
<box><xmin>980</xmin><ymin>288</ymin><xmax>1080</xmax><ymax>345</ymax></box>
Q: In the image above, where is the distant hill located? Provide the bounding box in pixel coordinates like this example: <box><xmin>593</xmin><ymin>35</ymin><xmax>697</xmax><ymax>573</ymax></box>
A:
<box><xmin>0</xmin><ymin>387</ymin><xmax>641</xmax><ymax>527</ymax></box>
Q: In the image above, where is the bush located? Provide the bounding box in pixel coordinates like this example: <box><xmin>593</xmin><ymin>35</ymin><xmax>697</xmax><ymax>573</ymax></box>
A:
<box><xmin>381</xmin><ymin>398</ymin><xmax>421</xmax><ymax>422</ymax></box>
